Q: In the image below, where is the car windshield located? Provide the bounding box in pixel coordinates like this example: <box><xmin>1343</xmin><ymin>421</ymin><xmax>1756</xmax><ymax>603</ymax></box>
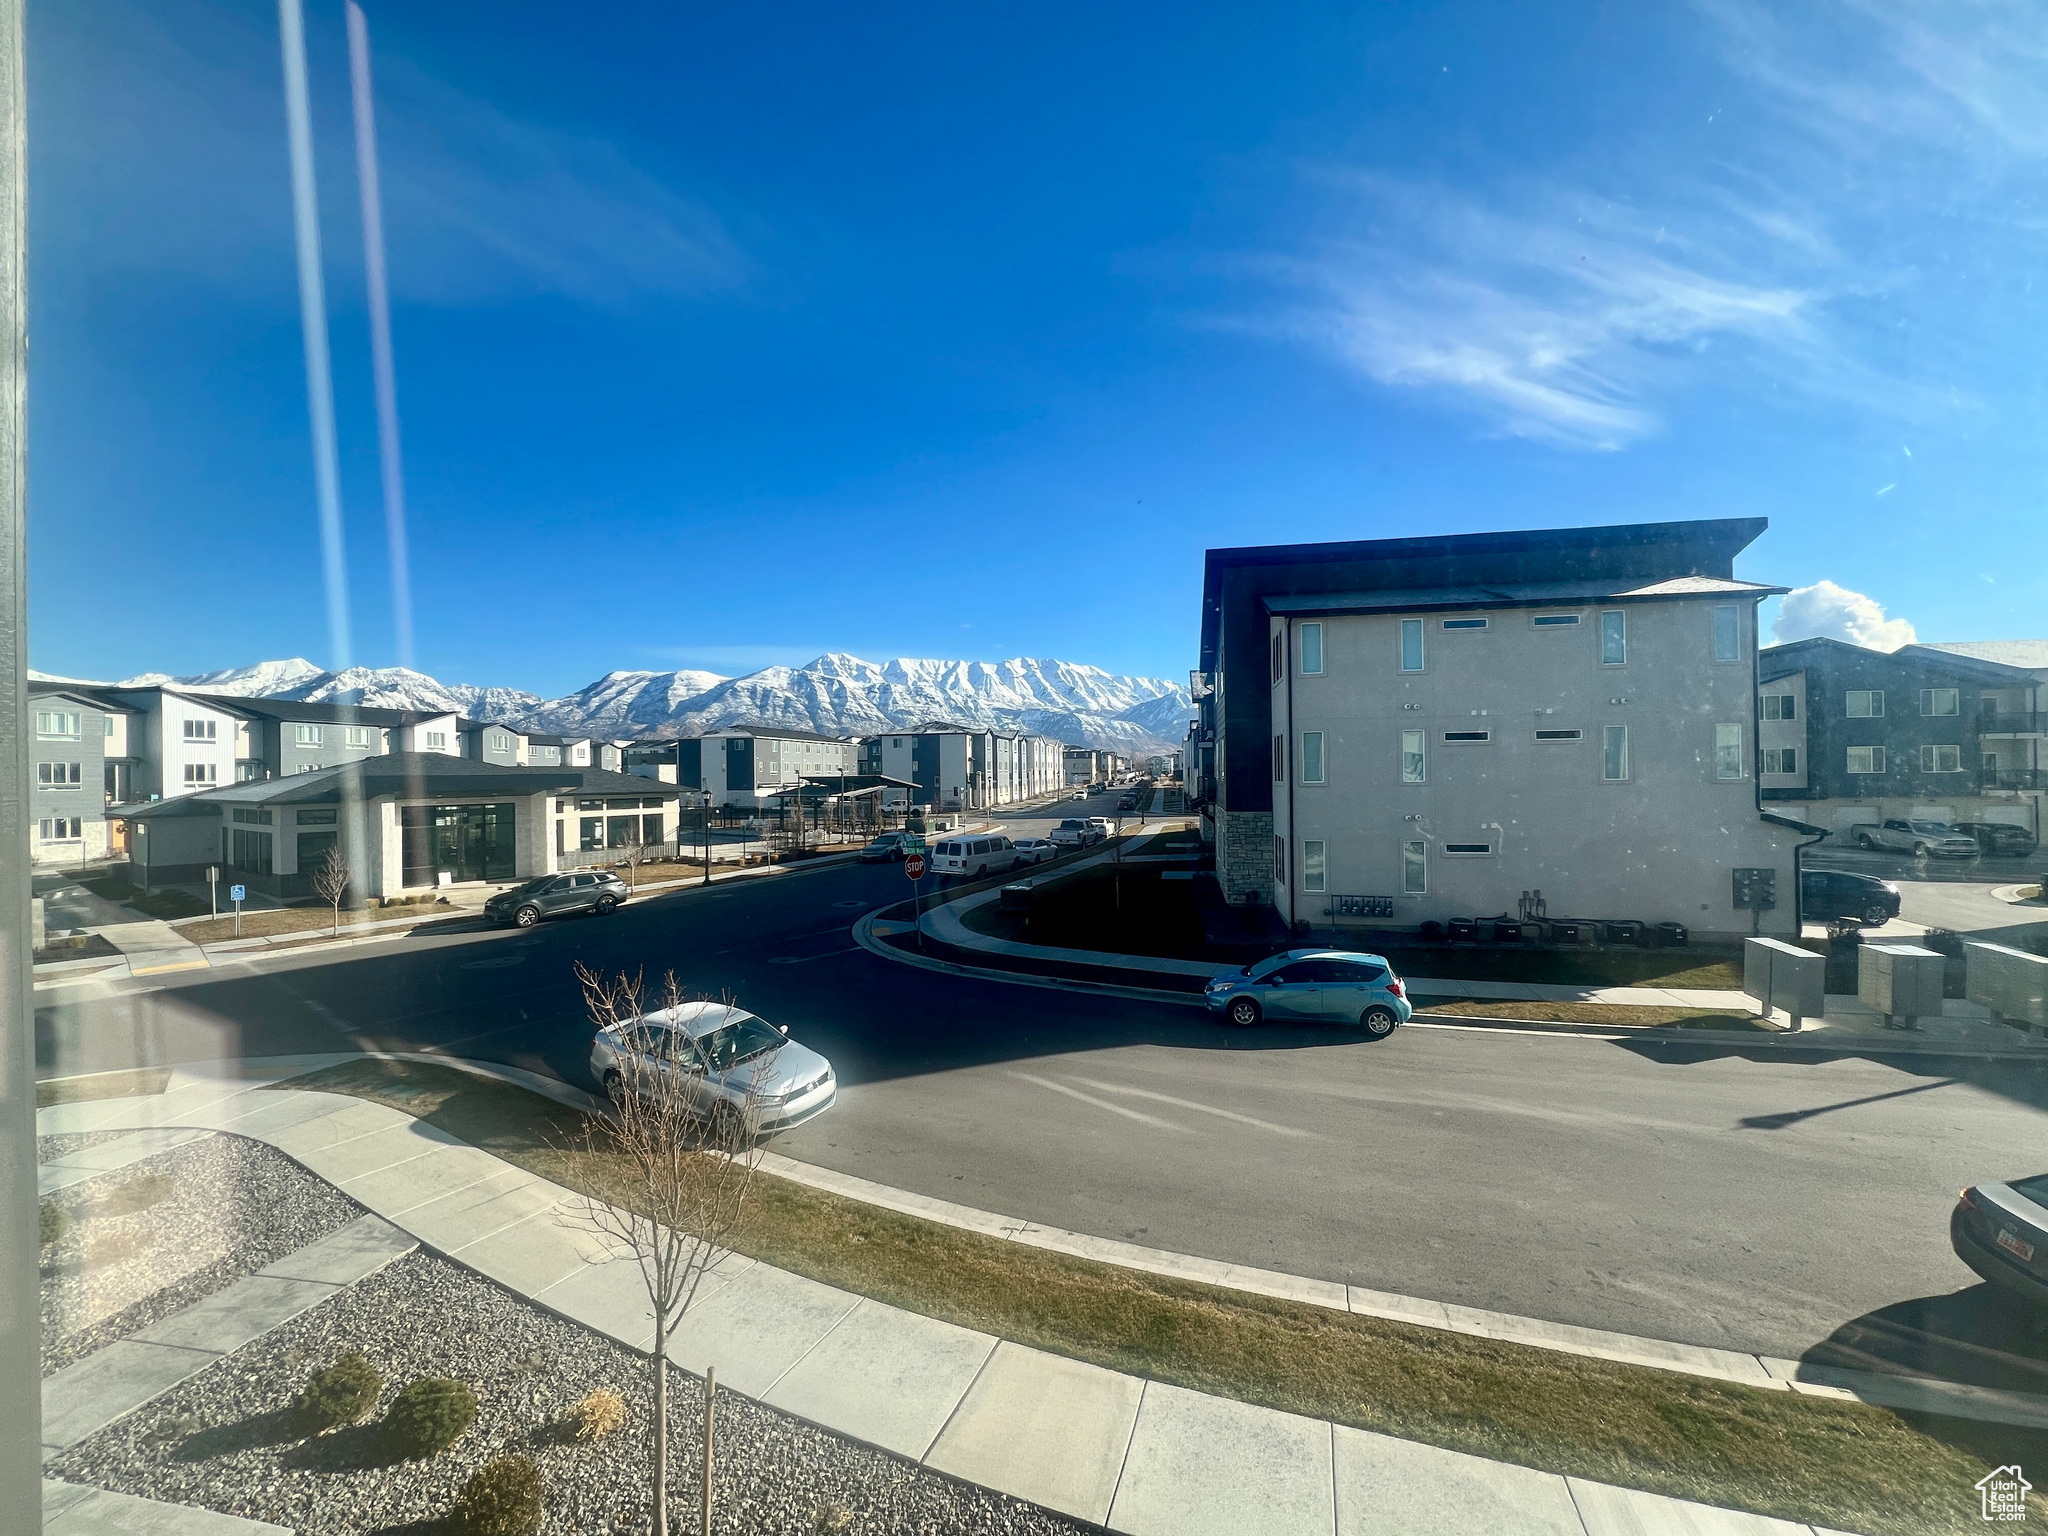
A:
<box><xmin>2011</xmin><ymin>1175</ymin><xmax>2048</xmax><ymax>1208</ymax></box>
<box><xmin>691</xmin><ymin>1015</ymin><xmax>787</xmax><ymax>1072</ymax></box>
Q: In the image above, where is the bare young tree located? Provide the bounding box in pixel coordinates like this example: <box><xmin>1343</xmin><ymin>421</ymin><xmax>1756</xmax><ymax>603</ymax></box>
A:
<box><xmin>310</xmin><ymin>844</ymin><xmax>351</xmax><ymax>937</ymax></box>
<box><xmin>560</xmin><ymin>964</ymin><xmax>770</xmax><ymax>1536</ymax></box>
<box><xmin>614</xmin><ymin>833</ymin><xmax>648</xmax><ymax>892</ymax></box>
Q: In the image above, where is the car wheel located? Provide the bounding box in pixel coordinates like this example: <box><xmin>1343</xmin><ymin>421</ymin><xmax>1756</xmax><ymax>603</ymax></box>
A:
<box><xmin>1227</xmin><ymin>997</ymin><xmax>1262</xmax><ymax>1027</ymax></box>
<box><xmin>596</xmin><ymin>896</ymin><xmax>618</xmax><ymax>915</ymax></box>
<box><xmin>1360</xmin><ymin>1006</ymin><xmax>1399</xmax><ymax>1038</ymax></box>
<box><xmin>513</xmin><ymin>904</ymin><xmax>540</xmax><ymax>928</ymax></box>
<box><xmin>1856</xmin><ymin>835</ymin><xmax>1877</xmax><ymax>850</ymax></box>
<box><xmin>1913</xmin><ymin>842</ymin><xmax>1929</xmax><ymax>857</ymax></box>
<box><xmin>602</xmin><ymin>1069</ymin><xmax>624</xmax><ymax>1103</ymax></box>
<box><xmin>1009</xmin><ymin>859</ymin><xmax>1022</xmax><ymax>873</ymax></box>
<box><xmin>1864</xmin><ymin>903</ymin><xmax>1893</xmax><ymax>925</ymax></box>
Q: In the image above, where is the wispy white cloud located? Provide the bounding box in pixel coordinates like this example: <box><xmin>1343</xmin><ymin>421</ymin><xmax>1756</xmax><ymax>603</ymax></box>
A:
<box><xmin>1773</xmin><ymin>579</ymin><xmax>1917</xmax><ymax>650</ymax></box>
<box><xmin>1248</xmin><ymin>177</ymin><xmax>1826</xmax><ymax>451</ymax></box>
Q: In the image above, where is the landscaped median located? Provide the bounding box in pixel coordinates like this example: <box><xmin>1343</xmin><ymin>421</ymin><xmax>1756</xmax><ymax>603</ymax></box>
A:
<box><xmin>272</xmin><ymin>1055</ymin><xmax>2039</xmax><ymax>1535</ymax></box>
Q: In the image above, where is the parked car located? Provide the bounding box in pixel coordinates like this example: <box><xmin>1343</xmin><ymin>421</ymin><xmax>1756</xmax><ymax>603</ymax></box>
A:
<box><xmin>485</xmin><ymin>870</ymin><xmax>628</xmax><ymax>928</ymax></box>
<box><xmin>1205</xmin><ymin>949</ymin><xmax>1411</xmax><ymax>1037</ymax></box>
<box><xmin>1954</xmin><ymin>821</ymin><xmax>2040</xmax><ymax>857</ymax></box>
<box><xmin>1010</xmin><ymin>837</ymin><xmax>1058</xmax><ymax>865</ymax></box>
<box><xmin>1800</xmin><ymin>868</ymin><xmax>1901</xmax><ymax>927</ymax></box>
<box><xmin>1070</xmin><ymin>789</ymin><xmax>1088</xmax><ymax>800</ymax></box>
<box><xmin>859</xmin><ymin>832</ymin><xmax>915</xmax><ymax>862</ymax></box>
<box><xmin>1117</xmin><ymin>794</ymin><xmax>1139</xmax><ymax>811</ymax></box>
<box><xmin>1951</xmin><ymin>1175</ymin><xmax>2048</xmax><ymax>1310</ymax></box>
<box><xmin>1049</xmin><ymin>818</ymin><xmax>1101</xmax><ymax>849</ymax></box>
<box><xmin>930</xmin><ymin>834</ymin><xmax>1018</xmax><ymax>878</ymax></box>
<box><xmin>1856</xmin><ymin>818</ymin><xmax>1980</xmax><ymax>858</ymax></box>
<box><xmin>1086</xmin><ymin>816</ymin><xmax>1114</xmax><ymax>840</ymax></box>
<box><xmin>589</xmin><ymin>1000</ymin><xmax>837</xmax><ymax>1137</ymax></box>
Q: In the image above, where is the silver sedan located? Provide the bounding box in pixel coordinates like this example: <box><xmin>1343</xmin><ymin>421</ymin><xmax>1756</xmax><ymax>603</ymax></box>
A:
<box><xmin>590</xmin><ymin>1000</ymin><xmax>837</xmax><ymax>1136</ymax></box>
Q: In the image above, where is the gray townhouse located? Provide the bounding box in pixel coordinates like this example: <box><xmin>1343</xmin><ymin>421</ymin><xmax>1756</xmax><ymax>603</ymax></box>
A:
<box><xmin>864</xmin><ymin>725</ymin><xmax>1065</xmax><ymax>810</ymax></box>
<box><xmin>27</xmin><ymin>684</ymin><xmax>138</xmax><ymax>866</ymax></box>
<box><xmin>1192</xmin><ymin>518</ymin><xmax>1807</xmax><ymax>941</ymax></box>
<box><xmin>118</xmin><ymin>752</ymin><xmax>679</xmax><ymax>899</ymax></box>
<box><xmin>1759</xmin><ymin>637</ymin><xmax>2044</xmax><ymax>843</ymax></box>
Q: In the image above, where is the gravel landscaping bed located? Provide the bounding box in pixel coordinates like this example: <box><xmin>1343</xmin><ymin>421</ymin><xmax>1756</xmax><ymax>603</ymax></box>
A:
<box><xmin>51</xmin><ymin>1248</ymin><xmax>1087</xmax><ymax>1536</ymax></box>
<box><xmin>42</xmin><ymin>1134</ymin><xmax>364</xmax><ymax>1376</ymax></box>
<box><xmin>37</xmin><ymin>1128</ymin><xmax>143</xmax><ymax>1161</ymax></box>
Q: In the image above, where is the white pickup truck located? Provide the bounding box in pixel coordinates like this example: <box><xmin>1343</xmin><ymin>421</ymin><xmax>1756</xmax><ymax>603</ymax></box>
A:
<box><xmin>1049</xmin><ymin>817</ymin><xmax>1103</xmax><ymax>850</ymax></box>
<box><xmin>1852</xmin><ymin>818</ymin><xmax>1980</xmax><ymax>858</ymax></box>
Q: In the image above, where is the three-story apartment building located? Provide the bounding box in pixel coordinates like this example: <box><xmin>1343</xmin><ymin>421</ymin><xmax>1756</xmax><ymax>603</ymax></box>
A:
<box><xmin>1197</xmin><ymin>519</ymin><xmax>1804</xmax><ymax>940</ymax></box>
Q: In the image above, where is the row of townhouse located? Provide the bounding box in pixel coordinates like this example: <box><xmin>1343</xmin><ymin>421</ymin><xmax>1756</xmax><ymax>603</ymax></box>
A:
<box><xmin>26</xmin><ymin>680</ymin><xmax>630</xmax><ymax>869</ymax></box>
<box><xmin>1190</xmin><ymin>517</ymin><xmax>1809</xmax><ymax>942</ymax></box>
<box><xmin>621</xmin><ymin>724</ymin><xmax>1070</xmax><ymax>811</ymax></box>
<box><xmin>1062</xmin><ymin>747</ymin><xmax>1131</xmax><ymax>787</ymax></box>
<box><xmin>1757</xmin><ymin>637</ymin><xmax>2046</xmax><ymax>842</ymax></box>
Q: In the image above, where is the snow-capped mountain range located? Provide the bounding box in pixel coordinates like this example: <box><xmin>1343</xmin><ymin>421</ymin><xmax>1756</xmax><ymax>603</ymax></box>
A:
<box><xmin>31</xmin><ymin>653</ymin><xmax>1194</xmax><ymax>753</ymax></box>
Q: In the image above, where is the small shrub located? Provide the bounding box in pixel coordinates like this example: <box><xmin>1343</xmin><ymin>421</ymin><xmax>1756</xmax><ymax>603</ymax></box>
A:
<box><xmin>382</xmin><ymin>1375</ymin><xmax>476</xmax><ymax>1458</ymax></box>
<box><xmin>447</xmin><ymin>1454</ymin><xmax>543</xmax><ymax>1536</ymax></box>
<box><xmin>564</xmin><ymin>1387</ymin><xmax>625</xmax><ymax>1442</ymax></box>
<box><xmin>296</xmin><ymin>1352</ymin><xmax>382</xmax><ymax>1433</ymax></box>
<box><xmin>38</xmin><ymin>1200</ymin><xmax>66</xmax><ymax>1249</ymax></box>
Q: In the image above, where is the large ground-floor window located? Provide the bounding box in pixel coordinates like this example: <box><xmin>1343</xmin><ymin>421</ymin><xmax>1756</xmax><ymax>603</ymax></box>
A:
<box><xmin>401</xmin><ymin>802</ymin><xmax>516</xmax><ymax>885</ymax></box>
<box><xmin>230</xmin><ymin>827</ymin><xmax>274</xmax><ymax>875</ymax></box>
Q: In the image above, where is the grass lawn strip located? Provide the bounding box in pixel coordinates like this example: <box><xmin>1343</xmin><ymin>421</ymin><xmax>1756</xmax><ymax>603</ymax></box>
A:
<box><xmin>271</xmin><ymin>1057</ymin><xmax>2033</xmax><ymax>1535</ymax></box>
<box><xmin>1411</xmin><ymin>998</ymin><xmax>1772</xmax><ymax>1031</ymax></box>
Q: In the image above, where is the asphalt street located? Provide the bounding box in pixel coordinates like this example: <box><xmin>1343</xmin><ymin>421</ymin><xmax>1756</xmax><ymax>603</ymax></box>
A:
<box><xmin>36</xmin><ymin>787</ymin><xmax>2048</xmax><ymax>1389</ymax></box>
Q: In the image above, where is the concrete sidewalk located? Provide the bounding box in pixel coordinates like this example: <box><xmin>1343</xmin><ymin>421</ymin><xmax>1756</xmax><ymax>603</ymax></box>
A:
<box><xmin>38</xmin><ymin>1059</ymin><xmax>1880</xmax><ymax>1536</ymax></box>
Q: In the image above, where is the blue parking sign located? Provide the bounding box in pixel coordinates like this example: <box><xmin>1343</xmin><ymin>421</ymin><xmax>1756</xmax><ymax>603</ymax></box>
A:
<box><xmin>229</xmin><ymin>884</ymin><xmax>246</xmax><ymax>903</ymax></box>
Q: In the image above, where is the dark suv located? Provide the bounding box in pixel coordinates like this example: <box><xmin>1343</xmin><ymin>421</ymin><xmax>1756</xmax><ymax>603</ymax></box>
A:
<box><xmin>1800</xmin><ymin>868</ymin><xmax>1900</xmax><ymax>927</ymax></box>
<box><xmin>1954</xmin><ymin>821</ymin><xmax>2039</xmax><ymax>857</ymax></box>
<box><xmin>484</xmin><ymin>870</ymin><xmax>629</xmax><ymax>928</ymax></box>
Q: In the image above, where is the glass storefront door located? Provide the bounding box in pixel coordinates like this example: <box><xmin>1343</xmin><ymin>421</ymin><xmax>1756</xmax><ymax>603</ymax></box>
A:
<box><xmin>400</xmin><ymin>802</ymin><xmax>516</xmax><ymax>886</ymax></box>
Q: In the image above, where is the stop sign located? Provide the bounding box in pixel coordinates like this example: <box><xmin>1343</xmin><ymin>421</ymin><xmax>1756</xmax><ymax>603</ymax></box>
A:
<box><xmin>904</xmin><ymin>854</ymin><xmax>927</xmax><ymax>880</ymax></box>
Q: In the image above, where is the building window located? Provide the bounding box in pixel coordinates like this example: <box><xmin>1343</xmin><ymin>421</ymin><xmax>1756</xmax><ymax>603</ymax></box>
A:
<box><xmin>105</xmin><ymin>716</ymin><xmax>115</xmax><ymax>737</ymax></box>
<box><xmin>36</xmin><ymin>761</ymin><xmax>82</xmax><ymax>788</ymax></box>
<box><xmin>1402</xmin><ymin>840</ymin><xmax>1426</xmax><ymax>894</ymax></box>
<box><xmin>1400</xmin><ymin>618</ymin><xmax>1424</xmax><ymax>672</ymax></box>
<box><xmin>1531</xmin><ymin>613</ymin><xmax>1580</xmax><ymax>628</ymax></box>
<box><xmin>346</xmin><ymin>726</ymin><xmax>372</xmax><ymax>749</ymax></box>
<box><xmin>1762</xmin><ymin>694</ymin><xmax>1795</xmax><ymax>720</ymax></box>
<box><xmin>1271</xmin><ymin>633</ymin><xmax>1283</xmax><ymax>685</ymax></box>
<box><xmin>1919</xmin><ymin>688</ymin><xmax>1959</xmax><ymax>717</ymax></box>
<box><xmin>1602</xmin><ymin>725</ymin><xmax>1629</xmax><ymax>781</ymax></box>
<box><xmin>1273</xmin><ymin>835</ymin><xmax>1285</xmax><ymax>883</ymax></box>
<box><xmin>38</xmin><ymin>817</ymin><xmax>83</xmax><ymax>841</ymax></box>
<box><xmin>230</xmin><ymin>828</ymin><xmax>274</xmax><ymax>874</ymax></box>
<box><xmin>580</xmin><ymin>816</ymin><xmax>604</xmax><ymax>850</ymax></box>
<box><xmin>35</xmin><ymin>710</ymin><xmax>80</xmax><ymax>739</ymax></box>
<box><xmin>1712</xmin><ymin>605</ymin><xmax>1740</xmax><ymax>662</ymax></box>
<box><xmin>1847</xmin><ymin>746</ymin><xmax>1885</xmax><ymax>774</ymax></box>
<box><xmin>1443</xmin><ymin>842</ymin><xmax>1494</xmax><ymax>855</ymax></box>
<box><xmin>1600</xmin><ymin>610</ymin><xmax>1626</xmax><ymax>665</ymax></box>
<box><xmin>1442</xmin><ymin>730</ymin><xmax>1489</xmax><ymax>743</ymax></box>
<box><xmin>232</xmin><ymin>807</ymin><xmax>274</xmax><ymax>825</ymax></box>
<box><xmin>1301</xmin><ymin>839</ymin><xmax>1326</xmax><ymax>893</ymax></box>
<box><xmin>237</xmin><ymin>761</ymin><xmax>263</xmax><ymax>782</ymax></box>
<box><xmin>183</xmin><ymin>719</ymin><xmax>217</xmax><ymax>741</ymax></box>
<box><xmin>296</xmin><ymin>808</ymin><xmax>336</xmax><ymax>825</ymax></box>
<box><xmin>183</xmin><ymin>763</ymin><xmax>217</xmax><ymax>786</ymax></box>
<box><xmin>1442</xmin><ymin>617</ymin><xmax>1488</xmax><ymax>631</ymax></box>
<box><xmin>426</xmin><ymin>730</ymin><xmax>449</xmax><ymax>751</ymax></box>
<box><xmin>489</xmin><ymin>732</ymin><xmax>511</xmax><ymax>753</ymax></box>
<box><xmin>1300</xmin><ymin>732</ymin><xmax>1326</xmax><ymax>784</ymax></box>
<box><xmin>1534</xmin><ymin>728</ymin><xmax>1582</xmax><ymax>742</ymax></box>
<box><xmin>1714</xmin><ymin>723</ymin><xmax>1742</xmax><ymax>779</ymax></box>
<box><xmin>294</xmin><ymin>724</ymin><xmax>322</xmax><ymax>746</ymax></box>
<box><xmin>1762</xmin><ymin>748</ymin><xmax>1798</xmax><ymax>774</ymax></box>
<box><xmin>1272</xmin><ymin>734</ymin><xmax>1284</xmax><ymax>782</ymax></box>
<box><xmin>1846</xmin><ymin>690</ymin><xmax>1884</xmax><ymax>718</ymax></box>
<box><xmin>1400</xmin><ymin>729</ymin><xmax>1425</xmax><ymax>783</ymax></box>
<box><xmin>1299</xmin><ymin>623</ymin><xmax>1324</xmax><ymax>676</ymax></box>
<box><xmin>296</xmin><ymin>763</ymin><xmax>323</xmax><ymax>773</ymax></box>
<box><xmin>1920</xmin><ymin>744</ymin><xmax>1963</xmax><ymax>773</ymax></box>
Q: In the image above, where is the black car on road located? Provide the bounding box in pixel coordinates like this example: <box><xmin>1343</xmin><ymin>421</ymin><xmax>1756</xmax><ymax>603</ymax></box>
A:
<box><xmin>1954</xmin><ymin>821</ymin><xmax>2039</xmax><ymax>857</ymax></box>
<box><xmin>1800</xmin><ymin>868</ymin><xmax>1900</xmax><ymax>927</ymax></box>
<box><xmin>1953</xmin><ymin>1177</ymin><xmax>2048</xmax><ymax>1310</ymax></box>
<box><xmin>485</xmin><ymin>870</ymin><xmax>629</xmax><ymax>928</ymax></box>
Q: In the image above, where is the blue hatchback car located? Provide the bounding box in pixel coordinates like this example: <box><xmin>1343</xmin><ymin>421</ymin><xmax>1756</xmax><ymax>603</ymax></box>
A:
<box><xmin>1205</xmin><ymin>949</ymin><xmax>1412</xmax><ymax>1038</ymax></box>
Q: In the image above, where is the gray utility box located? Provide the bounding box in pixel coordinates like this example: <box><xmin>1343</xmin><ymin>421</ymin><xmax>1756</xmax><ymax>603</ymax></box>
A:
<box><xmin>1966</xmin><ymin>941</ymin><xmax>2048</xmax><ymax>1030</ymax></box>
<box><xmin>1744</xmin><ymin>937</ymin><xmax>1827</xmax><ymax>1030</ymax></box>
<box><xmin>1857</xmin><ymin>943</ymin><xmax>1945</xmax><ymax>1026</ymax></box>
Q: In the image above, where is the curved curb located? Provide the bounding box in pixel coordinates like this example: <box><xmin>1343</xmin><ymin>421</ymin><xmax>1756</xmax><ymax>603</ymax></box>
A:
<box><xmin>850</xmin><ymin>908</ymin><xmax>1207</xmax><ymax>1009</ymax></box>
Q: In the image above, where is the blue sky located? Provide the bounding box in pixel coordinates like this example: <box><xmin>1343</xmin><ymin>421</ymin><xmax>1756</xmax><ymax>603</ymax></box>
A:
<box><xmin>28</xmin><ymin>0</ymin><xmax>2048</xmax><ymax>695</ymax></box>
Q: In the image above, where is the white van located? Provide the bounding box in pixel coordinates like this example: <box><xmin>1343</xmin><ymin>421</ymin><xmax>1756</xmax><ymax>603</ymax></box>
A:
<box><xmin>929</xmin><ymin>834</ymin><xmax>1018</xmax><ymax>878</ymax></box>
